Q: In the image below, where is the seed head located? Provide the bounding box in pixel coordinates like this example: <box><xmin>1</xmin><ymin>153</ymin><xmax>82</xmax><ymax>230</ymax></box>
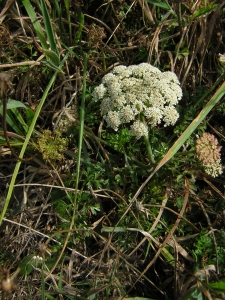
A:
<box><xmin>196</xmin><ymin>132</ymin><xmax>223</xmax><ymax>177</ymax></box>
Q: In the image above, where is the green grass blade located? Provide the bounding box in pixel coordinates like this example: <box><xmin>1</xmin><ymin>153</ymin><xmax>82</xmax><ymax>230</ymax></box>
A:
<box><xmin>40</xmin><ymin>0</ymin><xmax>59</xmax><ymax>58</ymax></box>
<box><xmin>11</xmin><ymin>108</ymin><xmax>29</xmax><ymax>133</ymax></box>
<box><xmin>159</xmin><ymin>80</ymin><xmax>225</xmax><ymax>164</ymax></box>
<box><xmin>3</xmin><ymin>111</ymin><xmax>24</xmax><ymax>135</ymax></box>
<box><xmin>0</xmin><ymin>99</ymin><xmax>29</xmax><ymax>134</ymax></box>
<box><xmin>75</xmin><ymin>12</ymin><xmax>84</xmax><ymax>44</ymax></box>
<box><xmin>26</xmin><ymin>108</ymin><xmax>35</xmax><ymax>126</ymax></box>
<box><xmin>22</xmin><ymin>0</ymin><xmax>59</xmax><ymax>65</ymax></box>
<box><xmin>42</xmin><ymin>50</ymin><xmax>60</xmax><ymax>66</ymax></box>
<box><xmin>22</xmin><ymin>0</ymin><xmax>48</xmax><ymax>50</ymax></box>
<box><xmin>64</xmin><ymin>0</ymin><xmax>72</xmax><ymax>44</ymax></box>
<box><xmin>52</xmin><ymin>0</ymin><xmax>60</xmax><ymax>15</ymax></box>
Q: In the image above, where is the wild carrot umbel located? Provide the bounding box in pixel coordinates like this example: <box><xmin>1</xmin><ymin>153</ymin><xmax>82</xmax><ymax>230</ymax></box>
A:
<box><xmin>196</xmin><ymin>132</ymin><xmax>223</xmax><ymax>177</ymax></box>
<box><xmin>93</xmin><ymin>63</ymin><xmax>182</xmax><ymax>139</ymax></box>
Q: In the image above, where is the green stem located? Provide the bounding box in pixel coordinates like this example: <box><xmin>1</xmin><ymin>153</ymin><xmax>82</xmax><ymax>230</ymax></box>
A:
<box><xmin>144</xmin><ymin>134</ymin><xmax>155</xmax><ymax>164</ymax></box>
<box><xmin>101</xmin><ymin>46</ymin><xmax>107</xmax><ymax>73</ymax></box>
<box><xmin>128</xmin><ymin>152</ymin><xmax>154</xmax><ymax>170</ymax></box>
<box><xmin>141</xmin><ymin>115</ymin><xmax>155</xmax><ymax>164</ymax></box>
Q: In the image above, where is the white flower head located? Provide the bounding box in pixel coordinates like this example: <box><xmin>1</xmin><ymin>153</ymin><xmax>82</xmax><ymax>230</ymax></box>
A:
<box><xmin>100</xmin><ymin>97</ymin><xmax>114</xmax><ymax>115</ymax></box>
<box><xmin>120</xmin><ymin>105</ymin><xmax>135</xmax><ymax>123</ymax></box>
<box><xmin>169</xmin><ymin>82</ymin><xmax>183</xmax><ymax>101</ymax></box>
<box><xmin>93</xmin><ymin>63</ymin><xmax>182</xmax><ymax>136</ymax></box>
<box><xmin>112</xmin><ymin>65</ymin><xmax>132</xmax><ymax>78</ymax></box>
<box><xmin>204</xmin><ymin>161</ymin><xmax>223</xmax><ymax>178</ymax></box>
<box><xmin>114</xmin><ymin>95</ymin><xmax>126</xmax><ymax>108</ymax></box>
<box><xmin>130</xmin><ymin>120</ymin><xmax>148</xmax><ymax>139</ymax></box>
<box><xmin>163</xmin><ymin>106</ymin><xmax>179</xmax><ymax>127</ymax></box>
<box><xmin>161</xmin><ymin>71</ymin><xmax>180</xmax><ymax>84</ymax></box>
<box><xmin>104</xmin><ymin>111</ymin><xmax>121</xmax><ymax>131</ymax></box>
<box><xmin>144</xmin><ymin>107</ymin><xmax>163</xmax><ymax>127</ymax></box>
<box><xmin>93</xmin><ymin>84</ymin><xmax>106</xmax><ymax>101</ymax></box>
<box><xmin>112</xmin><ymin>65</ymin><xmax>127</xmax><ymax>74</ymax></box>
<box><xmin>102</xmin><ymin>72</ymin><xmax>116</xmax><ymax>85</ymax></box>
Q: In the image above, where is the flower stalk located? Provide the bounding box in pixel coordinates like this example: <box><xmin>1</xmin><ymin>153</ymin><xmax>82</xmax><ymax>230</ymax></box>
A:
<box><xmin>141</xmin><ymin>114</ymin><xmax>155</xmax><ymax>164</ymax></box>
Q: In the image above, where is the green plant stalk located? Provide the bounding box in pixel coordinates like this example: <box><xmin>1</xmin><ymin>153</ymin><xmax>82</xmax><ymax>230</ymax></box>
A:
<box><xmin>0</xmin><ymin>56</ymin><xmax>68</xmax><ymax>225</ymax></box>
<box><xmin>144</xmin><ymin>135</ymin><xmax>155</xmax><ymax>164</ymax></box>
<box><xmin>73</xmin><ymin>52</ymin><xmax>88</xmax><ymax>223</ymax></box>
<box><xmin>101</xmin><ymin>46</ymin><xmax>107</xmax><ymax>73</ymax></box>
<box><xmin>128</xmin><ymin>153</ymin><xmax>153</xmax><ymax>170</ymax></box>
<box><xmin>102</xmin><ymin>227</ymin><xmax>176</xmax><ymax>268</ymax></box>
<box><xmin>141</xmin><ymin>115</ymin><xmax>155</xmax><ymax>164</ymax></box>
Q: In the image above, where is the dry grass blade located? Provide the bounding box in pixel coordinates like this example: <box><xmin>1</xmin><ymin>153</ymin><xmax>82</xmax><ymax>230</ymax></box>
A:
<box><xmin>0</xmin><ymin>0</ymin><xmax>15</xmax><ymax>18</ymax></box>
<box><xmin>137</xmin><ymin>0</ymin><xmax>155</xmax><ymax>24</ymax></box>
